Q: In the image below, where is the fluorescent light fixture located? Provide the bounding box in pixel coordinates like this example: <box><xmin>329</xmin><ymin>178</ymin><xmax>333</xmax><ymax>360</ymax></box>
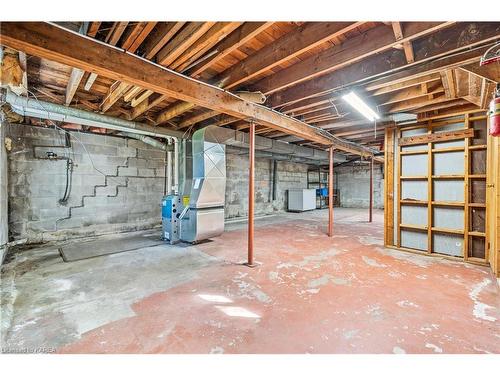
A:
<box><xmin>342</xmin><ymin>91</ymin><xmax>380</xmax><ymax>122</ymax></box>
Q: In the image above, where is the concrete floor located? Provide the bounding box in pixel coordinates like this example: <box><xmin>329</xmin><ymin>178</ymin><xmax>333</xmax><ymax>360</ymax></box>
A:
<box><xmin>1</xmin><ymin>208</ymin><xmax>499</xmax><ymax>354</ymax></box>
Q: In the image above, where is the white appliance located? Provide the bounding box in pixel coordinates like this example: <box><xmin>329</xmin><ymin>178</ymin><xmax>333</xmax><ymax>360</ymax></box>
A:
<box><xmin>288</xmin><ymin>188</ymin><xmax>316</xmax><ymax>212</ymax></box>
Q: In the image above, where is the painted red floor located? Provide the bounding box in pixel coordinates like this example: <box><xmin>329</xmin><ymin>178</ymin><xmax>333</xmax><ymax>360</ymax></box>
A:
<box><xmin>52</xmin><ymin>209</ymin><xmax>499</xmax><ymax>354</ymax></box>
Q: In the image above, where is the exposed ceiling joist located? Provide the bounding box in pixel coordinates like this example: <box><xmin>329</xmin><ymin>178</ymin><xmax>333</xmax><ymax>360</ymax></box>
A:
<box><xmin>187</xmin><ymin>22</ymin><xmax>273</xmax><ymax>77</ymax></box>
<box><xmin>0</xmin><ymin>22</ymin><xmax>378</xmax><ymax>156</ymax></box>
<box><xmin>267</xmin><ymin>22</ymin><xmax>500</xmax><ymax>108</ymax></box>
<box><xmin>250</xmin><ymin>22</ymin><xmax>453</xmax><ymax>96</ymax></box>
<box><xmin>212</xmin><ymin>21</ymin><xmax>363</xmax><ymax>90</ymax></box>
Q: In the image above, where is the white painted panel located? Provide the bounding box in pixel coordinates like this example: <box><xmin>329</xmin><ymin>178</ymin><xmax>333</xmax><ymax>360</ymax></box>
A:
<box><xmin>401</xmin><ymin>128</ymin><xmax>427</xmax><ymax>137</ymax></box>
<box><xmin>433</xmin><ymin>207</ymin><xmax>464</xmax><ymax>230</ymax></box>
<box><xmin>433</xmin><ymin>139</ymin><xmax>464</xmax><ymax>149</ymax></box>
<box><xmin>401</xmin><ymin>180</ymin><xmax>428</xmax><ymax>201</ymax></box>
<box><xmin>401</xmin><ymin>205</ymin><xmax>427</xmax><ymax>226</ymax></box>
<box><xmin>433</xmin><ymin>233</ymin><xmax>463</xmax><ymax>257</ymax></box>
<box><xmin>401</xmin><ymin>144</ymin><xmax>428</xmax><ymax>152</ymax></box>
<box><xmin>401</xmin><ymin>229</ymin><xmax>427</xmax><ymax>251</ymax></box>
<box><xmin>433</xmin><ymin>122</ymin><xmax>465</xmax><ymax>133</ymax></box>
<box><xmin>433</xmin><ymin>151</ymin><xmax>464</xmax><ymax>175</ymax></box>
<box><xmin>401</xmin><ymin>154</ymin><xmax>428</xmax><ymax>176</ymax></box>
<box><xmin>433</xmin><ymin>180</ymin><xmax>464</xmax><ymax>202</ymax></box>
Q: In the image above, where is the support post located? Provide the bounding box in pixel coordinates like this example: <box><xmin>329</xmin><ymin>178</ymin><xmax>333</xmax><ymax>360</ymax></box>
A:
<box><xmin>246</xmin><ymin>121</ymin><xmax>256</xmax><ymax>267</ymax></box>
<box><xmin>369</xmin><ymin>157</ymin><xmax>373</xmax><ymax>223</ymax></box>
<box><xmin>328</xmin><ymin>147</ymin><xmax>334</xmax><ymax>237</ymax></box>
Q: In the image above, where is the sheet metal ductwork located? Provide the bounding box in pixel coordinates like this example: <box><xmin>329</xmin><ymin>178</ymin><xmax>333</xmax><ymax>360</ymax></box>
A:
<box><xmin>3</xmin><ymin>90</ymin><xmax>347</xmax><ymax>165</ymax></box>
<box><xmin>178</xmin><ymin>126</ymin><xmax>226</xmax><ymax>242</ymax></box>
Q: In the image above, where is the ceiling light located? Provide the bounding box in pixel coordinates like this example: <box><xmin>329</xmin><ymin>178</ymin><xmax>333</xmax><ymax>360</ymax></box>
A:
<box><xmin>342</xmin><ymin>92</ymin><xmax>380</xmax><ymax>122</ymax></box>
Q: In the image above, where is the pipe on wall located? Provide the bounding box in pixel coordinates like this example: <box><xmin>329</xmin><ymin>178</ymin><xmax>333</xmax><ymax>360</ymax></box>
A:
<box><xmin>4</xmin><ymin>90</ymin><xmax>349</xmax><ymax>165</ymax></box>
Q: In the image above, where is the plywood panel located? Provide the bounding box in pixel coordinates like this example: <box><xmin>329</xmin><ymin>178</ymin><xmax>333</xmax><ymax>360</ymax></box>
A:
<box><xmin>469</xmin><ymin>236</ymin><xmax>486</xmax><ymax>259</ymax></box>
<box><xmin>471</xmin><ymin>149</ymin><xmax>486</xmax><ymax>175</ymax></box>
<box><xmin>471</xmin><ymin>180</ymin><xmax>486</xmax><ymax>203</ymax></box>
<box><xmin>470</xmin><ymin>118</ymin><xmax>487</xmax><ymax>145</ymax></box>
<box><xmin>470</xmin><ymin>207</ymin><xmax>485</xmax><ymax>233</ymax></box>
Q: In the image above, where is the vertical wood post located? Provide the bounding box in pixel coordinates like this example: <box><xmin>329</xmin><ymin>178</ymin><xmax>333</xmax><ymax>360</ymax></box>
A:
<box><xmin>328</xmin><ymin>147</ymin><xmax>334</xmax><ymax>237</ymax></box>
<box><xmin>247</xmin><ymin>121</ymin><xmax>255</xmax><ymax>266</ymax></box>
<box><xmin>369</xmin><ymin>157</ymin><xmax>373</xmax><ymax>223</ymax></box>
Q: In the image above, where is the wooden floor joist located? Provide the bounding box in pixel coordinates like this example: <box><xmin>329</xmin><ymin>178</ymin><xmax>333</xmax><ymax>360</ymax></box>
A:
<box><xmin>0</xmin><ymin>22</ymin><xmax>377</xmax><ymax>157</ymax></box>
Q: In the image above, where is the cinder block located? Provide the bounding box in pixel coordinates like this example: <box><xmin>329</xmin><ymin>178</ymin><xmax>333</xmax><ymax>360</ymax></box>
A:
<box><xmin>118</xmin><ymin>146</ymin><xmax>137</xmax><ymax>158</ymax></box>
<box><xmin>27</xmin><ymin>219</ymin><xmax>57</xmax><ymax>232</ymax></box>
<box><xmin>105</xmin><ymin>135</ymin><xmax>127</xmax><ymax>147</ymax></box>
<box><xmin>118</xmin><ymin>166</ymin><xmax>138</xmax><ymax>177</ymax></box>
<box><xmin>138</xmin><ymin>168</ymin><xmax>155</xmax><ymax>177</ymax></box>
<box><xmin>137</xmin><ymin>149</ymin><xmax>165</xmax><ymax>160</ymax></box>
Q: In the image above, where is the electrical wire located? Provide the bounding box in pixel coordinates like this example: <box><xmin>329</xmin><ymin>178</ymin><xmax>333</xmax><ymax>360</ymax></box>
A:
<box><xmin>24</xmin><ymin>89</ymin><xmax>125</xmax><ymax>185</ymax></box>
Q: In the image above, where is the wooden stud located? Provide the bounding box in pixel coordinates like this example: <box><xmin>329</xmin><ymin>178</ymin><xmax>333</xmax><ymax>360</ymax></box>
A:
<box><xmin>464</xmin><ymin>114</ymin><xmax>470</xmax><ymax>261</ymax></box>
<box><xmin>427</xmin><ymin>121</ymin><xmax>433</xmax><ymax>254</ymax></box>
<box><xmin>399</xmin><ymin>128</ymin><xmax>474</xmax><ymax>146</ymax></box>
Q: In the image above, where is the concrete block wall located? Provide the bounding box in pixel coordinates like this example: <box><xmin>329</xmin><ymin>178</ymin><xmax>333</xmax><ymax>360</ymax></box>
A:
<box><xmin>225</xmin><ymin>154</ymin><xmax>308</xmax><ymax>218</ymax></box>
<box><xmin>6</xmin><ymin>124</ymin><xmax>166</xmax><ymax>242</ymax></box>
<box><xmin>335</xmin><ymin>163</ymin><xmax>384</xmax><ymax>209</ymax></box>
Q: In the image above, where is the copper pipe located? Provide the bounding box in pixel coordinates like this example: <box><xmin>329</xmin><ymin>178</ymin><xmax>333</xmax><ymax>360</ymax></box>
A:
<box><xmin>328</xmin><ymin>147</ymin><xmax>334</xmax><ymax>237</ymax></box>
<box><xmin>369</xmin><ymin>157</ymin><xmax>373</xmax><ymax>223</ymax></box>
<box><xmin>247</xmin><ymin>121</ymin><xmax>255</xmax><ymax>266</ymax></box>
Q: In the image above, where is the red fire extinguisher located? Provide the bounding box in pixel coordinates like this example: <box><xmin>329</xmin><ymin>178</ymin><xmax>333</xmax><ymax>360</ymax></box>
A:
<box><xmin>489</xmin><ymin>84</ymin><xmax>500</xmax><ymax>137</ymax></box>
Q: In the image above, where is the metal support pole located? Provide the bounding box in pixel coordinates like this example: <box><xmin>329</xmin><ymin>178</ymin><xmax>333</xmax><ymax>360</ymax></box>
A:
<box><xmin>369</xmin><ymin>157</ymin><xmax>373</xmax><ymax>223</ymax></box>
<box><xmin>328</xmin><ymin>147</ymin><xmax>334</xmax><ymax>237</ymax></box>
<box><xmin>246</xmin><ymin>121</ymin><xmax>256</xmax><ymax>267</ymax></box>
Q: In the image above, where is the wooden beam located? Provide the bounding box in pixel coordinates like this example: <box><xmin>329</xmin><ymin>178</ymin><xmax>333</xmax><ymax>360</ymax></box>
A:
<box><xmin>156</xmin><ymin>22</ymin><xmax>215</xmax><ymax>67</ymax></box>
<box><xmin>212</xmin><ymin>22</ymin><xmax>363</xmax><ymax>90</ymax></box>
<box><xmin>178</xmin><ymin>110</ymin><xmax>219</xmax><ymax>129</ymax></box>
<box><xmin>18</xmin><ymin>51</ymin><xmax>28</xmax><ymax>95</ymax></box>
<box><xmin>100</xmin><ymin>81</ymin><xmax>131</xmax><ymax>112</ymax></box>
<box><xmin>87</xmin><ymin>22</ymin><xmax>101</xmax><ymax>38</ymax></box>
<box><xmin>172</xmin><ymin>22</ymin><xmax>360</xmax><ymax>126</ymax></box>
<box><xmin>1</xmin><ymin>22</ymin><xmax>379</xmax><ymax>155</ymax></box>
<box><xmin>65</xmin><ymin>68</ymin><xmax>85</xmax><ymax>105</ymax></box>
<box><xmin>131</xmin><ymin>94</ymin><xmax>168</xmax><ymax>120</ymax></box>
<box><xmin>64</xmin><ymin>22</ymin><xmax>89</xmax><ymax>105</ymax></box>
<box><xmin>171</xmin><ymin>22</ymin><xmax>242</xmax><ymax>72</ymax></box>
<box><xmin>143</xmin><ymin>22</ymin><xmax>186</xmax><ymax>60</ymax></box>
<box><xmin>156</xmin><ymin>102</ymin><xmax>196</xmax><ymax>124</ymax></box>
<box><xmin>440</xmin><ymin>69</ymin><xmax>457</xmax><ymax>99</ymax></box>
<box><xmin>367</xmin><ymin>73</ymin><xmax>441</xmax><ymax>96</ymax></box>
<box><xmin>251</xmin><ymin>22</ymin><xmax>453</xmax><ymax>95</ymax></box>
<box><xmin>187</xmin><ymin>22</ymin><xmax>273</xmax><ymax>77</ymax></box>
<box><xmin>267</xmin><ymin>22</ymin><xmax>500</xmax><ymax>108</ymax></box>
<box><xmin>106</xmin><ymin>22</ymin><xmax>129</xmax><ymax>46</ymax></box>
<box><xmin>460</xmin><ymin>62</ymin><xmax>500</xmax><ymax>83</ymax></box>
<box><xmin>391</xmin><ymin>22</ymin><xmax>415</xmax><ymax>63</ymax></box>
<box><xmin>399</xmin><ymin>128</ymin><xmax>474</xmax><ymax>146</ymax></box>
<box><xmin>130</xmin><ymin>89</ymin><xmax>153</xmax><ymax>107</ymax></box>
<box><xmin>120</xmin><ymin>22</ymin><xmax>157</xmax><ymax>54</ymax></box>
<box><xmin>84</xmin><ymin>22</ymin><xmax>128</xmax><ymax>92</ymax></box>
